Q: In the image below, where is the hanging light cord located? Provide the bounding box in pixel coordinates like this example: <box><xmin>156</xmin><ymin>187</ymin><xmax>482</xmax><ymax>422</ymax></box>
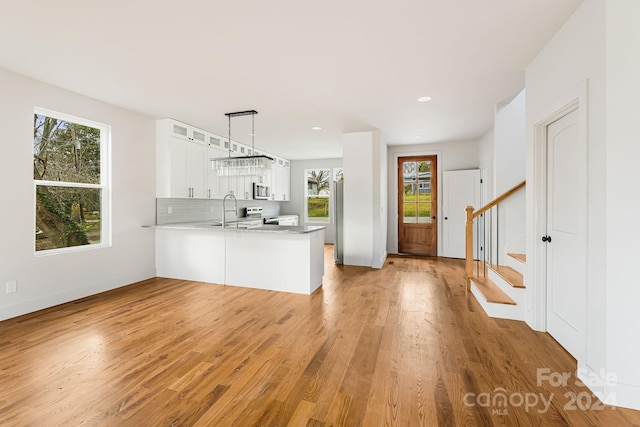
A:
<box><xmin>227</xmin><ymin>114</ymin><xmax>232</xmax><ymax>159</ymax></box>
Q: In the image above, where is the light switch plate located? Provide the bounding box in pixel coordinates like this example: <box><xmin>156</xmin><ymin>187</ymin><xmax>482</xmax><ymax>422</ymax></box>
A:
<box><xmin>6</xmin><ymin>281</ymin><xmax>17</xmax><ymax>293</ymax></box>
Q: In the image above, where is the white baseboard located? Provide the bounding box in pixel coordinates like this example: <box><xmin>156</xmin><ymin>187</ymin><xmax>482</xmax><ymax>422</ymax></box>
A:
<box><xmin>0</xmin><ymin>269</ymin><xmax>156</xmax><ymax>322</ymax></box>
<box><xmin>373</xmin><ymin>251</ymin><xmax>388</xmax><ymax>269</ymax></box>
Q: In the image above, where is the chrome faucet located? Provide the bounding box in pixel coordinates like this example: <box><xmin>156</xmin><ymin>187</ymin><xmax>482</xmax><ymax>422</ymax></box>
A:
<box><xmin>222</xmin><ymin>193</ymin><xmax>237</xmax><ymax>228</ymax></box>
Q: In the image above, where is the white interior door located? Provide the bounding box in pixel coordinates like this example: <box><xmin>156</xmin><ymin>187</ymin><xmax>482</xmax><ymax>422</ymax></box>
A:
<box><xmin>545</xmin><ymin>108</ymin><xmax>586</xmax><ymax>361</ymax></box>
<box><xmin>442</xmin><ymin>169</ymin><xmax>480</xmax><ymax>258</ymax></box>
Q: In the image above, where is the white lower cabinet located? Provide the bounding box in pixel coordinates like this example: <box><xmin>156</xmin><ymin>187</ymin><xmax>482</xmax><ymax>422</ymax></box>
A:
<box><xmin>156</xmin><ymin>228</ymin><xmax>325</xmax><ymax>294</ymax></box>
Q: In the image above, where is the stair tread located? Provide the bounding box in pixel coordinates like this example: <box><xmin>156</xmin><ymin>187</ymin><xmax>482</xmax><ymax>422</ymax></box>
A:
<box><xmin>488</xmin><ymin>264</ymin><xmax>525</xmax><ymax>289</ymax></box>
<box><xmin>507</xmin><ymin>253</ymin><xmax>526</xmax><ymax>264</ymax></box>
<box><xmin>470</xmin><ymin>275</ymin><xmax>516</xmax><ymax>305</ymax></box>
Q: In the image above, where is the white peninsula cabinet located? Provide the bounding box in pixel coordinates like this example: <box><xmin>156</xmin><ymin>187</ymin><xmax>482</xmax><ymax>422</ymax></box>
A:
<box><xmin>154</xmin><ymin>225</ymin><xmax>325</xmax><ymax>294</ymax></box>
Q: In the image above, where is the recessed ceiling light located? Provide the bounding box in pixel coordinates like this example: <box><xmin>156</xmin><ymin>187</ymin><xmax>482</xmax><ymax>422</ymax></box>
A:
<box><xmin>417</xmin><ymin>96</ymin><xmax>432</xmax><ymax>103</ymax></box>
<box><xmin>414</xmin><ymin>135</ymin><xmax>422</xmax><ymax>139</ymax></box>
<box><xmin>312</xmin><ymin>126</ymin><xmax>322</xmax><ymax>131</ymax></box>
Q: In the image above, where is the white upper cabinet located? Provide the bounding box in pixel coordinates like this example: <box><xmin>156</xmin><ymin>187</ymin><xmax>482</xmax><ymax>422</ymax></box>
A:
<box><xmin>168</xmin><ymin>137</ymin><xmax>190</xmax><ymax>198</ymax></box>
<box><xmin>157</xmin><ymin>118</ymin><xmax>289</xmax><ymax>200</ymax></box>
<box><xmin>157</xmin><ymin>119</ymin><xmax>210</xmax><ymax>198</ymax></box>
<box><xmin>188</xmin><ymin>142</ymin><xmax>208</xmax><ymax>198</ymax></box>
<box><xmin>169</xmin><ymin>120</ymin><xmax>206</xmax><ymax>144</ymax></box>
<box><xmin>270</xmin><ymin>157</ymin><xmax>291</xmax><ymax>201</ymax></box>
<box><xmin>207</xmin><ymin>145</ymin><xmax>226</xmax><ymax>199</ymax></box>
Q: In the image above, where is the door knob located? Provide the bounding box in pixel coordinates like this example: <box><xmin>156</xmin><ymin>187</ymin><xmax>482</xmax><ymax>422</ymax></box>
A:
<box><xmin>432</xmin><ymin>216</ymin><xmax>437</xmax><ymax>219</ymax></box>
<box><xmin>542</xmin><ymin>235</ymin><xmax>552</xmax><ymax>243</ymax></box>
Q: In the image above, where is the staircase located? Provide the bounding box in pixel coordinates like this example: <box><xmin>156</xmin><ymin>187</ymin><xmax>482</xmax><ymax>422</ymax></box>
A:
<box><xmin>465</xmin><ymin>181</ymin><xmax>526</xmax><ymax>321</ymax></box>
<box><xmin>469</xmin><ymin>253</ymin><xmax>526</xmax><ymax>320</ymax></box>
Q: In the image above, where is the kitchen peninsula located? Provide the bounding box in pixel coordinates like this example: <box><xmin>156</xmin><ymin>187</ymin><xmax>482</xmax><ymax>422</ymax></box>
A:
<box><xmin>152</xmin><ymin>223</ymin><xmax>325</xmax><ymax>295</ymax></box>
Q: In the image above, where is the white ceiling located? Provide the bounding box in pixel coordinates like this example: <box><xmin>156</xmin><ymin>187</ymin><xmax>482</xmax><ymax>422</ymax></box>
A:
<box><xmin>0</xmin><ymin>0</ymin><xmax>582</xmax><ymax>160</ymax></box>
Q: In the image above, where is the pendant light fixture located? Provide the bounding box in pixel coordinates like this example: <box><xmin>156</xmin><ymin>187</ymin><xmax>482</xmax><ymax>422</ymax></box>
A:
<box><xmin>210</xmin><ymin>110</ymin><xmax>273</xmax><ymax>176</ymax></box>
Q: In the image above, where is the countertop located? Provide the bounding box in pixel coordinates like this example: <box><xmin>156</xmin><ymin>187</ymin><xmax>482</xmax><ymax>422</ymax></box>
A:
<box><xmin>145</xmin><ymin>221</ymin><xmax>325</xmax><ymax>234</ymax></box>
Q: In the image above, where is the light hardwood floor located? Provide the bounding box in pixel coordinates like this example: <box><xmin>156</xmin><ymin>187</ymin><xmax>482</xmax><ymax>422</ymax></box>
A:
<box><xmin>1</xmin><ymin>246</ymin><xmax>639</xmax><ymax>426</ymax></box>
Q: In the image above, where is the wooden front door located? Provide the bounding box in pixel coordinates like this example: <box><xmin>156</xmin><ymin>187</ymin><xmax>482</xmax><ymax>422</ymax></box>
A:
<box><xmin>398</xmin><ymin>155</ymin><xmax>437</xmax><ymax>255</ymax></box>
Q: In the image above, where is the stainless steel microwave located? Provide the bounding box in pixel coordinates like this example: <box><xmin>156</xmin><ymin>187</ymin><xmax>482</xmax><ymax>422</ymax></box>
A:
<box><xmin>253</xmin><ymin>183</ymin><xmax>270</xmax><ymax>200</ymax></box>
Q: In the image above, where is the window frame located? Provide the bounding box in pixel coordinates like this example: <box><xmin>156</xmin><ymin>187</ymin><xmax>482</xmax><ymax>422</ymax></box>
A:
<box><xmin>304</xmin><ymin>168</ymin><xmax>332</xmax><ymax>224</ymax></box>
<box><xmin>33</xmin><ymin>107</ymin><xmax>112</xmax><ymax>256</ymax></box>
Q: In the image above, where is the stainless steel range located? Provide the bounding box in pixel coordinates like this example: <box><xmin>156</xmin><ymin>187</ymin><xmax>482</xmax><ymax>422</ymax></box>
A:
<box><xmin>244</xmin><ymin>206</ymin><xmax>263</xmax><ymax>219</ymax></box>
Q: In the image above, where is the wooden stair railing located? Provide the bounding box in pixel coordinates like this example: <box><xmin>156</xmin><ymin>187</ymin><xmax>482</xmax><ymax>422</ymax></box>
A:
<box><xmin>465</xmin><ymin>180</ymin><xmax>526</xmax><ymax>290</ymax></box>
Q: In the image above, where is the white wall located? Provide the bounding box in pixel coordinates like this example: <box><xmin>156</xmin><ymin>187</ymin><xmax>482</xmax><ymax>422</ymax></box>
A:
<box><xmin>289</xmin><ymin>158</ymin><xmax>342</xmax><ymax>244</ymax></box>
<box><xmin>526</xmin><ymin>0</ymin><xmax>606</xmax><ymax>374</ymax></box>
<box><xmin>387</xmin><ymin>140</ymin><xmax>478</xmax><ymax>255</ymax></box>
<box><xmin>343</xmin><ymin>131</ymin><xmax>387</xmax><ymax>268</ymax></box>
<box><xmin>494</xmin><ymin>89</ymin><xmax>526</xmax><ymax>195</ymax></box>
<box><xmin>605</xmin><ymin>0</ymin><xmax>640</xmax><ymax>408</ymax></box>
<box><xmin>0</xmin><ymin>68</ymin><xmax>156</xmax><ymax>321</ymax></box>
<box><xmin>478</xmin><ymin>128</ymin><xmax>494</xmax><ymax>170</ymax></box>
<box><xmin>526</xmin><ymin>0</ymin><xmax>640</xmax><ymax>410</ymax></box>
<box><xmin>477</xmin><ymin>130</ymin><xmax>494</xmax><ymax>237</ymax></box>
<box><xmin>372</xmin><ymin>135</ymin><xmax>388</xmax><ymax>268</ymax></box>
<box><xmin>494</xmin><ymin>90</ymin><xmax>527</xmax><ymax>259</ymax></box>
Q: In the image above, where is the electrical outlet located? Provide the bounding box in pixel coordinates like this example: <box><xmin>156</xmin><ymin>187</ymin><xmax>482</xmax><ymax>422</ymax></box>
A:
<box><xmin>6</xmin><ymin>281</ymin><xmax>17</xmax><ymax>294</ymax></box>
<box><xmin>168</xmin><ymin>207</ymin><xmax>173</xmax><ymax>215</ymax></box>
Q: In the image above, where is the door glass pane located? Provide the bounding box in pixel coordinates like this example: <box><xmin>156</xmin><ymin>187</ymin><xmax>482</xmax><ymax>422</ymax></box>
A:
<box><xmin>404</xmin><ymin>183</ymin><xmax>415</xmax><ymax>197</ymax></box>
<box><xmin>417</xmin><ymin>203</ymin><xmax>431</xmax><ymax>223</ymax></box>
<box><xmin>417</xmin><ymin>181</ymin><xmax>431</xmax><ymax>201</ymax></box>
<box><xmin>403</xmin><ymin>161</ymin><xmax>416</xmax><ymax>179</ymax></box>
<box><xmin>403</xmin><ymin>162</ymin><xmax>417</xmax><ymax>204</ymax></box>
<box><xmin>418</xmin><ymin>161</ymin><xmax>431</xmax><ymax>202</ymax></box>
<box><xmin>403</xmin><ymin>203</ymin><xmax>417</xmax><ymax>223</ymax></box>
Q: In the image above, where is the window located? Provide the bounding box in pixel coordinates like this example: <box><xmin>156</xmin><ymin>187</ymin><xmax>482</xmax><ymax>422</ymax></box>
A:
<box><xmin>305</xmin><ymin>169</ymin><xmax>331</xmax><ymax>223</ymax></box>
<box><xmin>33</xmin><ymin>108</ymin><xmax>110</xmax><ymax>253</ymax></box>
<box><xmin>402</xmin><ymin>160</ymin><xmax>432</xmax><ymax>223</ymax></box>
<box><xmin>334</xmin><ymin>167</ymin><xmax>344</xmax><ymax>183</ymax></box>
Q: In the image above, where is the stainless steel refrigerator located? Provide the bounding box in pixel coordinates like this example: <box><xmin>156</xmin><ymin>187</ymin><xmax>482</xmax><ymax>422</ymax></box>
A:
<box><xmin>333</xmin><ymin>181</ymin><xmax>344</xmax><ymax>264</ymax></box>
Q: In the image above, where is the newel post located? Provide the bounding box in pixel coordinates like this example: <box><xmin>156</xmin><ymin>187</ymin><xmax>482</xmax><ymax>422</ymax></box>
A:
<box><xmin>465</xmin><ymin>206</ymin><xmax>474</xmax><ymax>291</ymax></box>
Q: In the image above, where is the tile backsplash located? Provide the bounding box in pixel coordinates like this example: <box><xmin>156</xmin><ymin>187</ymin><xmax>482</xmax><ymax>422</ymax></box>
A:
<box><xmin>156</xmin><ymin>198</ymin><xmax>282</xmax><ymax>225</ymax></box>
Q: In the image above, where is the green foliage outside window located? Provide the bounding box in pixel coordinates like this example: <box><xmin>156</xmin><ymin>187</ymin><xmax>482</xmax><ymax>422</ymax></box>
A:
<box><xmin>306</xmin><ymin>169</ymin><xmax>331</xmax><ymax>223</ymax></box>
<box><xmin>34</xmin><ymin>112</ymin><xmax>104</xmax><ymax>252</ymax></box>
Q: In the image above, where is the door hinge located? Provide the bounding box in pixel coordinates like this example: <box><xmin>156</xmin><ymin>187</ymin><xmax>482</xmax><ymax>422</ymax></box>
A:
<box><xmin>480</xmin><ymin>179</ymin><xmax>483</xmax><ymax>183</ymax></box>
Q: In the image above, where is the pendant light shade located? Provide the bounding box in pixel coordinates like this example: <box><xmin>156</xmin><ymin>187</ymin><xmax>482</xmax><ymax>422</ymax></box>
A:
<box><xmin>210</xmin><ymin>110</ymin><xmax>273</xmax><ymax>176</ymax></box>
